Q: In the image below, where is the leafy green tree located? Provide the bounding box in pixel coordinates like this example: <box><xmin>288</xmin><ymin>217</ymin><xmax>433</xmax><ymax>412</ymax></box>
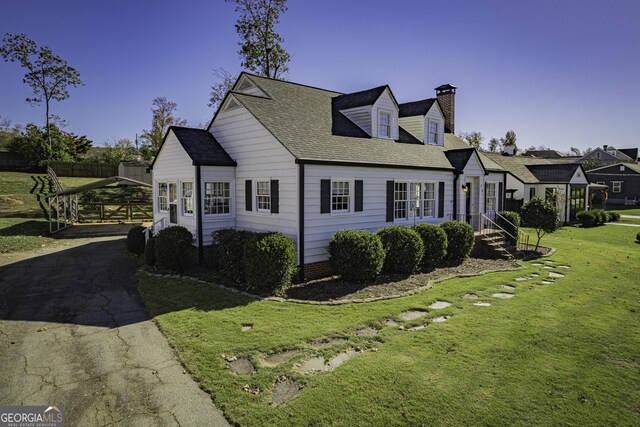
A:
<box><xmin>140</xmin><ymin>97</ymin><xmax>186</xmax><ymax>157</ymax></box>
<box><xmin>9</xmin><ymin>123</ymin><xmax>89</xmax><ymax>166</ymax></box>
<box><xmin>88</xmin><ymin>139</ymin><xmax>138</xmax><ymax>164</ymax></box>
<box><xmin>0</xmin><ymin>33</ymin><xmax>83</xmax><ymax>151</ymax></box>
<box><xmin>488</xmin><ymin>137</ymin><xmax>499</xmax><ymax>152</ymax></box>
<box><xmin>0</xmin><ymin>116</ymin><xmax>22</xmax><ymax>151</ymax></box>
<box><xmin>569</xmin><ymin>146</ymin><xmax>582</xmax><ymax>156</ymax></box>
<box><xmin>228</xmin><ymin>0</ymin><xmax>291</xmax><ymax>79</ymax></box>
<box><xmin>581</xmin><ymin>159</ymin><xmax>605</xmax><ymax>171</ymax></box>
<box><xmin>209</xmin><ymin>67</ymin><xmax>235</xmax><ymax>110</ymax></box>
<box><xmin>500</xmin><ymin>130</ymin><xmax>517</xmax><ymax>154</ymax></box>
<box><xmin>520</xmin><ymin>197</ymin><xmax>560</xmax><ymax>251</ymax></box>
<box><xmin>459</xmin><ymin>131</ymin><xmax>484</xmax><ymax>150</ymax></box>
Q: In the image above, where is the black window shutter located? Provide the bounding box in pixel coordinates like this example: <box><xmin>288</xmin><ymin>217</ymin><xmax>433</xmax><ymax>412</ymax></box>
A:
<box><xmin>355</xmin><ymin>180</ymin><xmax>363</xmax><ymax>212</ymax></box>
<box><xmin>320</xmin><ymin>179</ymin><xmax>330</xmax><ymax>214</ymax></box>
<box><xmin>498</xmin><ymin>182</ymin><xmax>504</xmax><ymax>211</ymax></box>
<box><xmin>386</xmin><ymin>181</ymin><xmax>394</xmax><ymax>222</ymax></box>
<box><xmin>270</xmin><ymin>179</ymin><xmax>279</xmax><ymax>214</ymax></box>
<box><xmin>484</xmin><ymin>182</ymin><xmax>488</xmax><ymax>213</ymax></box>
<box><xmin>438</xmin><ymin>181</ymin><xmax>445</xmax><ymax>218</ymax></box>
<box><xmin>245</xmin><ymin>180</ymin><xmax>252</xmax><ymax>211</ymax></box>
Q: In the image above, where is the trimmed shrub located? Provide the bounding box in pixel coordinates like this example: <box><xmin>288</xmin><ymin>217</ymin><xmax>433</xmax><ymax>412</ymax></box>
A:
<box><xmin>440</xmin><ymin>220</ymin><xmax>475</xmax><ymax>261</ymax></box>
<box><xmin>328</xmin><ymin>230</ymin><xmax>385</xmax><ymax>283</ymax></box>
<box><xmin>377</xmin><ymin>226</ymin><xmax>423</xmax><ymax>274</ymax></box>
<box><xmin>154</xmin><ymin>226</ymin><xmax>194</xmax><ymax>273</ymax></box>
<box><xmin>593</xmin><ymin>209</ymin><xmax>606</xmax><ymax>224</ymax></box>
<box><xmin>413</xmin><ymin>223</ymin><xmax>448</xmax><ymax>268</ymax></box>
<box><xmin>636</xmin><ymin>232</ymin><xmax>640</xmax><ymax>242</ymax></box>
<box><xmin>576</xmin><ymin>210</ymin><xmax>596</xmax><ymax>227</ymax></box>
<box><xmin>126</xmin><ymin>225</ymin><xmax>147</xmax><ymax>254</ymax></box>
<box><xmin>243</xmin><ymin>233</ymin><xmax>297</xmax><ymax>294</ymax></box>
<box><xmin>211</xmin><ymin>229</ymin><xmax>255</xmax><ymax>284</ymax></box>
<box><xmin>496</xmin><ymin>211</ymin><xmax>521</xmax><ymax>246</ymax></box>
<box><xmin>610</xmin><ymin>211</ymin><xmax>621</xmax><ymax>222</ymax></box>
<box><xmin>144</xmin><ymin>236</ymin><xmax>156</xmax><ymax>266</ymax></box>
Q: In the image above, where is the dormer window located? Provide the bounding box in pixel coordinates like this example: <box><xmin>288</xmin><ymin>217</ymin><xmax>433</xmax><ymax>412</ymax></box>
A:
<box><xmin>378</xmin><ymin>111</ymin><xmax>391</xmax><ymax>138</ymax></box>
<box><xmin>428</xmin><ymin>121</ymin><xmax>439</xmax><ymax>144</ymax></box>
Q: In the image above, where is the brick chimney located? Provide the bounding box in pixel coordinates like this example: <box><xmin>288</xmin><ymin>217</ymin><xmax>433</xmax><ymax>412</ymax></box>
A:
<box><xmin>435</xmin><ymin>84</ymin><xmax>457</xmax><ymax>134</ymax></box>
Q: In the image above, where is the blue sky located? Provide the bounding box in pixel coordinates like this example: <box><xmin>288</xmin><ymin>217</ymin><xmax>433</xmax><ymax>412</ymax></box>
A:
<box><xmin>1</xmin><ymin>0</ymin><xmax>638</xmax><ymax>152</ymax></box>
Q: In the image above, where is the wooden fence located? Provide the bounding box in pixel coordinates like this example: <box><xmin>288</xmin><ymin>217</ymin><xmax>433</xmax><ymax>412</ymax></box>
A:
<box><xmin>48</xmin><ymin>161</ymin><xmax>118</xmax><ymax>178</ymax></box>
<box><xmin>79</xmin><ymin>202</ymin><xmax>153</xmax><ymax>221</ymax></box>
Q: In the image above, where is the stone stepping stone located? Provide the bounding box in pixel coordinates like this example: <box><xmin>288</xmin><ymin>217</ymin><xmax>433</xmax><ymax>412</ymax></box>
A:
<box><xmin>514</xmin><ymin>277</ymin><xmax>527</xmax><ymax>282</ymax></box>
<box><xmin>543</xmin><ymin>266</ymin><xmax>555</xmax><ymax>270</ymax></box>
<box><xmin>311</xmin><ymin>338</ymin><xmax>348</xmax><ymax>349</ymax></box>
<box><xmin>432</xmin><ymin>315</ymin><xmax>451</xmax><ymax>323</ymax></box>
<box><xmin>492</xmin><ymin>293</ymin><xmax>514</xmax><ymax>299</ymax></box>
<box><xmin>544</xmin><ymin>260</ymin><xmax>555</xmax><ymax>264</ymax></box>
<box><xmin>354</xmin><ymin>327</ymin><xmax>379</xmax><ymax>337</ymax></box>
<box><xmin>272</xmin><ymin>377</ymin><xmax>303</xmax><ymax>405</ymax></box>
<box><xmin>474</xmin><ymin>302</ymin><xmax>492</xmax><ymax>307</ymax></box>
<box><xmin>399</xmin><ymin>310</ymin><xmax>427</xmax><ymax>321</ymax></box>
<box><xmin>501</xmin><ymin>285</ymin><xmax>516</xmax><ymax>290</ymax></box>
<box><xmin>429</xmin><ymin>301</ymin><xmax>452</xmax><ymax>309</ymax></box>
<box><xmin>530</xmin><ymin>273</ymin><xmax>540</xmax><ymax>277</ymax></box>
<box><xmin>262</xmin><ymin>350</ymin><xmax>302</xmax><ymax>368</ymax></box>
<box><xmin>548</xmin><ymin>272</ymin><xmax>565</xmax><ymax>278</ymax></box>
<box><xmin>297</xmin><ymin>357</ymin><xmax>326</xmax><ymax>373</ymax></box>
<box><xmin>461</xmin><ymin>293</ymin><xmax>479</xmax><ymax>299</ymax></box>
<box><xmin>296</xmin><ymin>349</ymin><xmax>360</xmax><ymax>373</ymax></box>
<box><xmin>558</xmin><ymin>265</ymin><xmax>570</xmax><ymax>269</ymax></box>
<box><xmin>383</xmin><ymin>319</ymin><xmax>400</xmax><ymax>327</ymax></box>
<box><xmin>540</xmin><ymin>280</ymin><xmax>554</xmax><ymax>285</ymax></box>
<box><xmin>531</xmin><ymin>262</ymin><xmax>543</xmax><ymax>266</ymax></box>
<box><xmin>228</xmin><ymin>357</ymin><xmax>255</xmax><ymax>375</ymax></box>
<box><xmin>407</xmin><ymin>325</ymin><xmax>426</xmax><ymax>331</ymax></box>
<box><xmin>242</xmin><ymin>324</ymin><xmax>253</xmax><ymax>331</ymax></box>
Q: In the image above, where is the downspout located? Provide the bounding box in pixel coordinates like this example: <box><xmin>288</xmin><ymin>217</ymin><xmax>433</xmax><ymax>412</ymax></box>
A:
<box><xmin>453</xmin><ymin>172</ymin><xmax>459</xmax><ymax>219</ymax></box>
<box><xmin>298</xmin><ymin>163</ymin><xmax>305</xmax><ymax>282</ymax></box>
<box><xmin>502</xmin><ymin>172</ymin><xmax>507</xmax><ymax>211</ymax></box>
<box><xmin>565</xmin><ymin>183</ymin><xmax>570</xmax><ymax>224</ymax></box>
<box><xmin>196</xmin><ymin>165</ymin><xmax>204</xmax><ymax>265</ymax></box>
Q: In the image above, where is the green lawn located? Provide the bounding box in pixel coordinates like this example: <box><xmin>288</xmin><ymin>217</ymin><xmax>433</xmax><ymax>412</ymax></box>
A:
<box><xmin>138</xmin><ymin>225</ymin><xmax>640</xmax><ymax>426</ymax></box>
<box><xmin>609</xmin><ymin>204</ymin><xmax>640</xmax><ymax>216</ymax></box>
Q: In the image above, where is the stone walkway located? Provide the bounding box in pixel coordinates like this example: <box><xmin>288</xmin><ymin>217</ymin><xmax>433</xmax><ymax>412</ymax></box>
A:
<box><xmin>0</xmin><ymin>237</ymin><xmax>228</xmax><ymax>426</ymax></box>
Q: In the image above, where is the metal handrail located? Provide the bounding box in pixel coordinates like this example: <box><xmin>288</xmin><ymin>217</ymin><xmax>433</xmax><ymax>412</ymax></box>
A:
<box><xmin>144</xmin><ymin>217</ymin><xmax>165</xmax><ymax>242</ymax></box>
<box><xmin>493</xmin><ymin>212</ymin><xmax>531</xmax><ymax>252</ymax></box>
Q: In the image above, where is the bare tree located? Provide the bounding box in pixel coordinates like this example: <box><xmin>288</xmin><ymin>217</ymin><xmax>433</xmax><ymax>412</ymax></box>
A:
<box><xmin>140</xmin><ymin>97</ymin><xmax>187</xmax><ymax>156</ymax></box>
<box><xmin>458</xmin><ymin>131</ymin><xmax>484</xmax><ymax>150</ymax></box>
<box><xmin>209</xmin><ymin>67</ymin><xmax>236</xmax><ymax>110</ymax></box>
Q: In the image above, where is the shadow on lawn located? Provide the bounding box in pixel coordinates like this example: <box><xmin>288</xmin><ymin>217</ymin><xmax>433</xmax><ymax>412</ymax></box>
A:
<box><xmin>0</xmin><ymin>220</ymin><xmax>49</xmax><ymax>237</ymax></box>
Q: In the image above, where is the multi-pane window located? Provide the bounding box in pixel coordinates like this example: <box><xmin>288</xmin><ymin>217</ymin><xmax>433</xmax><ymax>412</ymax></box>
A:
<box><xmin>612</xmin><ymin>181</ymin><xmax>622</xmax><ymax>193</ymax></box>
<box><xmin>394</xmin><ymin>182</ymin><xmax>437</xmax><ymax>220</ymax></box>
<box><xmin>204</xmin><ymin>182</ymin><xmax>230</xmax><ymax>215</ymax></box>
<box><xmin>331</xmin><ymin>181</ymin><xmax>350</xmax><ymax>212</ymax></box>
<box><xmin>379</xmin><ymin>111</ymin><xmax>391</xmax><ymax>138</ymax></box>
<box><xmin>423</xmin><ymin>182</ymin><xmax>436</xmax><ymax>217</ymax></box>
<box><xmin>181</xmin><ymin>181</ymin><xmax>193</xmax><ymax>215</ymax></box>
<box><xmin>256</xmin><ymin>180</ymin><xmax>271</xmax><ymax>212</ymax></box>
<box><xmin>529</xmin><ymin>187</ymin><xmax>536</xmax><ymax>200</ymax></box>
<box><xmin>486</xmin><ymin>182</ymin><xmax>497</xmax><ymax>212</ymax></box>
<box><xmin>158</xmin><ymin>182</ymin><xmax>168</xmax><ymax>212</ymax></box>
<box><xmin>168</xmin><ymin>183</ymin><xmax>177</xmax><ymax>205</ymax></box>
<box><xmin>545</xmin><ymin>187</ymin><xmax>557</xmax><ymax>204</ymax></box>
<box><xmin>428</xmin><ymin>121</ymin><xmax>439</xmax><ymax>144</ymax></box>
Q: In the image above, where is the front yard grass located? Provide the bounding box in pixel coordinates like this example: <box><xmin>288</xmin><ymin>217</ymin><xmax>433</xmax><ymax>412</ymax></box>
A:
<box><xmin>138</xmin><ymin>225</ymin><xmax>640</xmax><ymax>426</ymax></box>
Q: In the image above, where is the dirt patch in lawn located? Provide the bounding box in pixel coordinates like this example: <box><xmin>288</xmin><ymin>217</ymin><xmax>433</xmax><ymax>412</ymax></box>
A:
<box><xmin>285</xmin><ymin>258</ymin><xmax>519</xmax><ymax>302</ymax></box>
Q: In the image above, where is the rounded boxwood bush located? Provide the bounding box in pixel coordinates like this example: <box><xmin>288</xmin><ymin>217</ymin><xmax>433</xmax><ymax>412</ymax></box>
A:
<box><xmin>576</xmin><ymin>210</ymin><xmax>595</xmax><ymax>227</ymax></box>
<box><xmin>243</xmin><ymin>233</ymin><xmax>297</xmax><ymax>294</ymax></box>
<box><xmin>126</xmin><ymin>225</ymin><xmax>146</xmax><ymax>254</ymax></box>
<box><xmin>636</xmin><ymin>232</ymin><xmax>640</xmax><ymax>242</ymax></box>
<box><xmin>496</xmin><ymin>211</ymin><xmax>521</xmax><ymax>246</ymax></box>
<box><xmin>610</xmin><ymin>211</ymin><xmax>621</xmax><ymax>222</ymax></box>
<box><xmin>154</xmin><ymin>226</ymin><xmax>194</xmax><ymax>273</ymax></box>
<box><xmin>413</xmin><ymin>223</ymin><xmax>448</xmax><ymax>268</ymax></box>
<box><xmin>377</xmin><ymin>226</ymin><xmax>423</xmax><ymax>274</ymax></box>
<box><xmin>211</xmin><ymin>229</ymin><xmax>255</xmax><ymax>284</ymax></box>
<box><xmin>144</xmin><ymin>236</ymin><xmax>156</xmax><ymax>266</ymax></box>
<box><xmin>440</xmin><ymin>220</ymin><xmax>475</xmax><ymax>261</ymax></box>
<box><xmin>328</xmin><ymin>230</ymin><xmax>385</xmax><ymax>283</ymax></box>
<box><xmin>593</xmin><ymin>209</ymin><xmax>606</xmax><ymax>224</ymax></box>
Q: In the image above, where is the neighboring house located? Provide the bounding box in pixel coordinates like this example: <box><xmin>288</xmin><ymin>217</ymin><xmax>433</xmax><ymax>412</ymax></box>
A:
<box><xmin>118</xmin><ymin>160</ymin><xmax>152</xmax><ymax>184</ymax></box>
<box><xmin>484</xmin><ymin>153</ymin><xmax>590</xmax><ymax>223</ymax></box>
<box><xmin>576</xmin><ymin>145</ymin><xmax>637</xmax><ymax>164</ymax></box>
<box><xmin>151</xmin><ymin>73</ymin><xmax>508</xmax><ymax>278</ymax></box>
<box><xmin>521</xmin><ymin>149</ymin><xmax>570</xmax><ymax>159</ymax></box>
<box><xmin>586</xmin><ymin>162</ymin><xmax>640</xmax><ymax>205</ymax></box>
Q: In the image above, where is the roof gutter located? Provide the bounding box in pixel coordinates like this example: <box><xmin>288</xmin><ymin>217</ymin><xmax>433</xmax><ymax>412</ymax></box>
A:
<box><xmin>295</xmin><ymin>158</ymin><xmax>453</xmax><ymax>172</ymax></box>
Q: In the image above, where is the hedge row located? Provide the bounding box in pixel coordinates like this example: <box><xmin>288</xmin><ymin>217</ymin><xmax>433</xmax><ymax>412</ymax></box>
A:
<box><xmin>328</xmin><ymin>221</ymin><xmax>475</xmax><ymax>283</ymax></box>
<box><xmin>126</xmin><ymin>225</ymin><xmax>194</xmax><ymax>272</ymax></box>
<box><xmin>576</xmin><ymin>209</ymin><xmax>620</xmax><ymax>227</ymax></box>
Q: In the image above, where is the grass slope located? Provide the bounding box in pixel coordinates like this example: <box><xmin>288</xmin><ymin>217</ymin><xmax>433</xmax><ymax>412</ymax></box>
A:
<box><xmin>138</xmin><ymin>226</ymin><xmax>640</xmax><ymax>426</ymax></box>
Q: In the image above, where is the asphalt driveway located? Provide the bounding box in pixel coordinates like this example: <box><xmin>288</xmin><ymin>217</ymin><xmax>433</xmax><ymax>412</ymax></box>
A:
<box><xmin>0</xmin><ymin>236</ymin><xmax>229</xmax><ymax>426</ymax></box>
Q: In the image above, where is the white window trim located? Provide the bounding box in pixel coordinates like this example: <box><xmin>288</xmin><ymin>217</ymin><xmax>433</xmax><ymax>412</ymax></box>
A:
<box><xmin>612</xmin><ymin>181</ymin><xmax>622</xmax><ymax>193</ymax></box>
<box><xmin>427</xmin><ymin>119</ymin><xmax>441</xmax><ymax>145</ymax></box>
<box><xmin>330</xmin><ymin>179</ymin><xmax>353</xmax><ymax>215</ymax></box>
<box><xmin>181</xmin><ymin>180</ymin><xmax>194</xmax><ymax>217</ymax></box>
<box><xmin>393</xmin><ymin>181</ymin><xmax>438</xmax><ymax>222</ymax></box>
<box><xmin>203</xmin><ymin>180</ymin><xmax>233</xmax><ymax>217</ymax></box>
<box><xmin>157</xmin><ymin>181</ymin><xmax>168</xmax><ymax>213</ymax></box>
<box><xmin>377</xmin><ymin>109</ymin><xmax>393</xmax><ymax>139</ymax></box>
<box><xmin>596</xmin><ymin>181</ymin><xmax>605</xmax><ymax>185</ymax></box>
<box><xmin>255</xmin><ymin>179</ymin><xmax>271</xmax><ymax>214</ymax></box>
<box><xmin>485</xmin><ymin>182</ymin><xmax>498</xmax><ymax>213</ymax></box>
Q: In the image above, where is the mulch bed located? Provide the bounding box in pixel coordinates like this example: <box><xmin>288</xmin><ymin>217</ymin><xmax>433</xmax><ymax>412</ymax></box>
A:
<box><xmin>285</xmin><ymin>258</ymin><xmax>520</xmax><ymax>302</ymax></box>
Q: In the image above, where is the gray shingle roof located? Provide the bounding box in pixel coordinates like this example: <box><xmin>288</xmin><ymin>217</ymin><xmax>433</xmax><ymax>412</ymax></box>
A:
<box><xmin>398</xmin><ymin>98</ymin><xmax>436</xmax><ymax>118</ymax></box>
<box><xmin>228</xmin><ymin>74</ymin><xmax>453</xmax><ymax>170</ymax></box>
<box><xmin>170</xmin><ymin>126</ymin><xmax>236</xmax><ymax>166</ymax></box>
<box><xmin>484</xmin><ymin>153</ymin><xmax>582</xmax><ymax>183</ymax></box>
<box><xmin>333</xmin><ymin>86</ymin><xmax>387</xmax><ymax>110</ymax></box>
<box><xmin>442</xmin><ymin>134</ymin><xmax>504</xmax><ymax>172</ymax></box>
<box><xmin>526</xmin><ymin>164</ymin><xmax>580</xmax><ymax>182</ymax></box>
<box><xmin>444</xmin><ymin>148</ymin><xmax>474</xmax><ymax>172</ymax></box>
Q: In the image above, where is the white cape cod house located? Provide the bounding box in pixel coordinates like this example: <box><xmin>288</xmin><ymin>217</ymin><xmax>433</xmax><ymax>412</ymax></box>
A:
<box><xmin>151</xmin><ymin>73</ymin><xmax>506</xmax><ymax>279</ymax></box>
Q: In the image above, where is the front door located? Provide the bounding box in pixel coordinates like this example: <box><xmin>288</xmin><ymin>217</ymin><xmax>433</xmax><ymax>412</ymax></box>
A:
<box><xmin>465</xmin><ymin>183</ymin><xmax>471</xmax><ymax>223</ymax></box>
<box><xmin>569</xmin><ymin>185</ymin><xmax>586</xmax><ymax>221</ymax></box>
<box><xmin>168</xmin><ymin>182</ymin><xmax>178</xmax><ymax>224</ymax></box>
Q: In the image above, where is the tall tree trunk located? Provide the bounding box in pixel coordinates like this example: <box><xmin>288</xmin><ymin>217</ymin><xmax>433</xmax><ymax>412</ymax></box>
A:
<box><xmin>46</xmin><ymin>99</ymin><xmax>51</xmax><ymax>155</ymax></box>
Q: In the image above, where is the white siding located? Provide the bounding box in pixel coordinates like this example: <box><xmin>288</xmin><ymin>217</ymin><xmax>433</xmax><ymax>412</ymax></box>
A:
<box><xmin>506</xmin><ymin>173</ymin><xmax>526</xmax><ymax>200</ymax></box>
<box><xmin>200</xmin><ymin>166</ymin><xmax>237</xmax><ymax>245</ymax></box>
<box><xmin>399</xmin><ymin>116</ymin><xmax>424</xmax><ymax>142</ymax></box>
<box><xmin>372</xmin><ymin>89</ymin><xmax>399</xmax><ymax>140</ymax></box>
<box><xmin>303</xmin><ymin>164</ymin><xmax>453</xmax><ymax>263</ymax></box>
<box><xmin>340</xmin><ymin>105</ymin><xmax>372</xmax><ymax>135</ymax></box>
<box><xmin>234</xmin><ymin>75</ymin><xmax>268</xmax><ymax>97</ymax></box>
<box><xmin>210</xmin><ymin>105</ymin><xmax>298</xmax><ymax>245</ymax></box>
<box><xmin>424</xmin><ymin>104</ymin><xmax>445</xmax><ymax>146</ymax></box>
<box><xmin>569</xmin><ymin>167</ymin><xmax>589</xmax><ymax>185</ymax></box>
<box><xmin>152</xmin><ymin>131</ymin><xmax>197</xmax><ymax>238</ymax></box>
<box><xmin>457</xmin><ymin>152</ymin><xmax>488</xmax><ymax>219</ymax></box>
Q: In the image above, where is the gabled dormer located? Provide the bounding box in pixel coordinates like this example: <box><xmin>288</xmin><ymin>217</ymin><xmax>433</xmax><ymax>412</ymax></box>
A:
<box><xmin>398</xmin><ymin>98</ymin><xmax>445</xmax><ymax>146</ymax></box>
<box><xmin>232</xmin><ymin>73</ymin><xmax>269</xmax><ymax>98</ymax></box>
<box><xmin>333</xmin><ymin>86</ymin><xmax>399</xmax><ymax>140</ymax></box>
